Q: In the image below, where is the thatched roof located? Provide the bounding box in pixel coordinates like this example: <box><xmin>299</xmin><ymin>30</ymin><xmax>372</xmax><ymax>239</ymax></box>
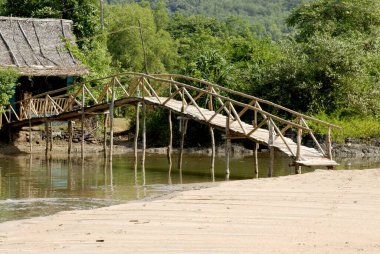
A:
<box><xmin>0</xmin><ymin>16</ymin><xmax>88</xmax><ymax>76</ymax></box>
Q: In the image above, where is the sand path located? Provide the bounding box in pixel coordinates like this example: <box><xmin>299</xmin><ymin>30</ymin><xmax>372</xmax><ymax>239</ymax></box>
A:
<box><xmin>1</xmin><ymin>169</ymin><xmax>380</xmax><ymax>253</ymax></box>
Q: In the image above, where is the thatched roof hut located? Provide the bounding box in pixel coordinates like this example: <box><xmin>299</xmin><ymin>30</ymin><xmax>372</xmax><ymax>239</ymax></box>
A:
<box><xmin>0</xmin><ymin>16</ymin><xmax>88</xmax><ymax>76</ymax></box>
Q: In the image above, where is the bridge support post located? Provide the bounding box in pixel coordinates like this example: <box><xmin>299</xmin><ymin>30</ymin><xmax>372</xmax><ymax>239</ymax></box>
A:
<box><xmin>167</xmin><ymin>110</ymin><xmax>173</xmax><ymax>172</ymax></box>
<box><xmin>68</xmin><ymin>121</ymin><xmax>73</xmax><ymax>156</ymax></box>
<box><xmin>45</xmin><ymin>121</ymin><xmax>49</xmax><ymax>156</ymax></box>
<box><xmin>210</xmin><ymin>127</ymin><xmax>216</xmax><ymax>182</ymax></box>
<box><xmin>81</xmin><ymin>85</ymin><xmax>85</xmax><ymax>159</ymax></box>
<box><xmin>109</xmin><ymin>79</ymin><xmax>115</xmax><ymax>162</ymax></box>
<box><xmin>49</xmin><ymin>122</ymin><xmax>53</xmax><ymax>152</ymax></box>
<box><xmin>178</xmin><ymin>117</ymin><xmax>188</xmax><ymax>170</ymax></box>
<box><xmin>225</xmin><ymin>102</ymin><xmax>231</xmax><ymax>176</ymax></box>
<box><xmin>254</xmin><ymin>143</ymin><xmax>259</xmax><ymax>178</ymax></box>
<box><xmin>142</xmin><ymin>102</ymin><xmax>146</xmax><ymax>168</ymax></box>
<box><xmin>134</xmin><ymin>103</ymin><xmax>140</xmax><ymax>160</ymax></box>
<box><xmin>28</xmin><ymin>100</ymin><xmax>32</xmax><ymax>153</ymax></box>
<box><xmin>103</xmin><ymin>113</ymin><xmax>108</xmax><ymax>158</ymax></box>
<box><xmin>268</xmin><ymin>119</ymin><xmax>274</xmax><ymax>177</ymax></box>
<box><xmin>295</xmin><ymin>126</ymin><xmax>302</xmax><ymax>174</ymax></box>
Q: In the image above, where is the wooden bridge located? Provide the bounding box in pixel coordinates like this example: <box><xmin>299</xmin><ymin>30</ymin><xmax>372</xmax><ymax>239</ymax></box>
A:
<box><xmin>0</xmin><ymin>73</ymin><xmax>339</xmax><ymax>171</ymax></box>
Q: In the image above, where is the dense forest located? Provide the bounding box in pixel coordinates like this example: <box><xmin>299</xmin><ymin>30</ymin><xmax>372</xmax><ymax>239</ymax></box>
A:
<box><xmin>107</xmin><ymin>0</ymin><xmax>315</xmax><ymax>40</ymax></box>
<box><xmin>0</xmin><ymin>0</ymin><xmax>380</xmax><ymax>143</ymax></box>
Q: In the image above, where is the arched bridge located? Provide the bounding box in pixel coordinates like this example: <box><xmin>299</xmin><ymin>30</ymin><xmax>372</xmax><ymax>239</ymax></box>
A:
<box><xmin>1</xmin><ymin>73</ymin><xmax>339</xmax><ymax>167</ymax></box>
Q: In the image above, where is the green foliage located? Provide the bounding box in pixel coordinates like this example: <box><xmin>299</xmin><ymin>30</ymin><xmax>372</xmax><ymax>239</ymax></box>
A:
<box><xmin>309</xmin><ymin>113</ymin><xmax>380</xmax><ymax>143</ymax></box>
<box><xmin>105</xmin><ymin>3</ymin><xmax>178</xmax><ymax>73</ymax></box>
<box><xmin>0</xmin><ymin>68</ymin><xmax>19</xmax><ymax>106</ymax></box>
<box><xmin>250</xmin><ymin>0</ymin><xmax>380</xmax><ymax>119</ymax></box>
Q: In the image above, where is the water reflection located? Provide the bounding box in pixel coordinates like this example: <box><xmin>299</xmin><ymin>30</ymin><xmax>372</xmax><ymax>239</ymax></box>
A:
<box><xmin>1</xmin><ymin>152</ymin><xmax>378</xmax><ymax>223</ymax></box>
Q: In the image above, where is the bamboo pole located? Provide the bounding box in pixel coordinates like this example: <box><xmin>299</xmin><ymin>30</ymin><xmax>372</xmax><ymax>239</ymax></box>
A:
<box><xmin>68</xmin><ymin>121</ymin><xmax>73</xmax><ymax>156</ymax></box>
<box><xmin>225</xmin><ymin>102</ymin><xmax>231</xmax><ymax>176</ymax></box>
<box><xmin>103</xmin><ymin>113</ymin><xmax>108</xmax><ymax>158</ymax></box>
<box><xmin>167</xmin><ymin>110</ymin><xmax>173</xmax><ymax>171</ymax></box>
<box><xmin>327</xmin><ymin>127</ymin><xmax>332</xmax><ymax>160</ymax></box>
<box><xmin>81</xmin><ymin>85</ymin><xmax>85</xmax><ymax>159</ymax></box>
<box><xmin>254</xmin><ymin>108</ymin><xmax>259</xmax><ymax>178</ymax></box>
<box><xmin>295</xmin><ymin>126</ymin><xmax>302</xmax><ymax>174</ymax></box>
<box><xmin>268</xmin><ymin>119</ymin><xmax>274</xmax><ymax>177</ymax></box>
<box><xmin>142</xmin><ymin>102</ymin><xmax>146</xmax><ymax>167</ymax></box>
<box><xmin>134</xmin><ymin>103</ymin><xmax>140</xmax><ymax>160</ymax></box>
<box><xmin>45</xmin><ymin>120</ymin><xmax>49</xmax><ymax>156</ymax></box>
<box><xmin>178</xmin><ymin>118</ymin><xmax>188</xmax><ymax>170</ymax></box>
<box><xmin>210</xmin><ymin>127</ymin><xmax>216</xmax><ymax>182</ymax></box>
<box><xmin>49</xmin><ymin>122</ymin><xmax>53</xmax><ymax>152</ymax></box>
<box><xmin>28</xmin><ymin>99</ymin><xmax>32</xmax><ymax>153</ymax></box>
<box><xmin>109</xmin><ymin>79</ymin><xmax>115</xmax><ymax>161</ymax></box>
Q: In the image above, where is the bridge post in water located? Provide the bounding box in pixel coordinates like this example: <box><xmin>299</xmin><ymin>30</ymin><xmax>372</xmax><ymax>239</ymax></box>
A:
<box><xmin>109</xmin><ymin>78</ymin><xmax>115</xmax><ymax>162</ymax></box>
<box><xmin>295</xmin><ymin>126</ymin><xmax>302</xmax><ymax>174</ymax></box>
<box><xmin>167</xmin><ymin>110</ymin><xmax>173</xmax><ymax>172</ymax></box>
<box><xmin>178</xmin><ymin>117</ymin><xmax>188</xmax><ymax>170</ymax></box>
<box><xmin>134</xmin><ymin>103</ymin><xmax>140</xmax><ymax>161</ymax></box>
<box><xmin>225</xmin><ymin>102</ymin><xmax>231</xmax><ymax>176</ymax></box>
<box><xmin>44</xmin><ymin>121</ymin><xmax>49</xmax><ymax>156</ymax></box>
<box><xmin>268</xmin><ymin>119</ymin><xmax>274</xmax><ymax>177</ymax></box>
<box><xmin>68</xmin><ymin>120</ymin><xmax>73</xmax><ymax>156</ymax></box>
<box><xmin>142</xmin><ymin>102</ymin><xmax>146</xmax><ymax>168</ymax></box>
<box><xmin>253</xmin><ymin>108</ymin><xmax>259</xmax><ymax>178</ymax></box>
<box><xmin>81</xmin><ymin>85</ymin><xmax>85</xmax><ymax>159</ymax></box>
<box><xmin>103</xmin><ymin>113</ymin><xmax>108</xmax><ymax>158</ymax></box>
<box><xmin>28</xmin><ymin>99</ymin><xmax>32</xmax><ymax>153</ymax></box>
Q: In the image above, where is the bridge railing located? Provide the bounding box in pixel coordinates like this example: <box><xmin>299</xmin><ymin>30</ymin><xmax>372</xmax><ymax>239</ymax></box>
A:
<box><xmin>1</xmin><ymin>72</ymin><xmax>339</xmax><ymax>161</ymax></box>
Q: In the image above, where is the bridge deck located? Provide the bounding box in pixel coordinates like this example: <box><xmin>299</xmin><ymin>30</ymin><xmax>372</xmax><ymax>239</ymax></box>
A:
<box><xmin>145</xmin><ymin>97</ymin><xmax>338</xmax><ymax>167</ymax></box>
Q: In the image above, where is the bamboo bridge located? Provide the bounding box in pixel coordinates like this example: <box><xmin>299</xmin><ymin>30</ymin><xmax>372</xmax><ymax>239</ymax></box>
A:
<box><xmin>0</xmin><ymin>73</ymin><xmax>339</xmax><ymax>174</ymax></box>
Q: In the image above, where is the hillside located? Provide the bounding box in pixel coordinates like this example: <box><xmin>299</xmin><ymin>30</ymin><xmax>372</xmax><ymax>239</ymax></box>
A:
<box><xmin>106</xmin><ymin>0</ymin><xmax>314</xmax><ymax>40</ymax></box>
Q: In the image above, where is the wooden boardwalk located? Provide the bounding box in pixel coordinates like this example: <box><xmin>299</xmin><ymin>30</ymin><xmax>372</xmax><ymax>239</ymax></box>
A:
<box><xmin>1</xmin><ymin>73</ymin><xmax>339</xmax><ymax>167</ymax></box>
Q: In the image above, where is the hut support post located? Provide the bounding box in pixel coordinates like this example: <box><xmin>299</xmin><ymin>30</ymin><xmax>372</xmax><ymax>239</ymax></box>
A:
<box><xmin>28</xmin><ymin>99</ymin><xmax>32</xmax><ymax>153</ymax></box>
<box><xmin>109</xmin><ymin>79</ymin><xmax>115</xmax><ymax>161</ymax></box>
<box><xmin>268</xmin><ymin>119</ymin><xmax>274</xmax><ymax>177</ymax></box>
<box><xmin>134</xmin><ymin>103</ymin><xmax>140</xmax><ymax>160</ymax></box>
<box><xmin>68</xmin><ymin>121</ymin><xmax>73</xmax><ymax>156</ymax></box>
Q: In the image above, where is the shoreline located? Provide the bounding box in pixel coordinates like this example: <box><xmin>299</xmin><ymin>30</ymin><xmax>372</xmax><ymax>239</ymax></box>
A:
<box><xmin>1</xmin><ymin>168</ymin><xmax>380</xmax><ymax>253</ymax></box>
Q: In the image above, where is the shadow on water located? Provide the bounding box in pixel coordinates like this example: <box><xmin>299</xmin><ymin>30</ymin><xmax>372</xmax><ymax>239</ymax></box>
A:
<box><xmin>0</xmin><ymin>152</ymin><xmax>378</xmax><ymax>222</ymax></box>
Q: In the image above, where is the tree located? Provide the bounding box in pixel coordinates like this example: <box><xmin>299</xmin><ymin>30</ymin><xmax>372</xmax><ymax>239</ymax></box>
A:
<box><xmin>105</xmin><ymin>3</ymin><xmax>177</xmax><ymax>73</ymax></box>
<box><xmin>0</xmin><ymin>68</ymin><xmax>19</xmax><ymax>106</ymax></box>
<box><xmin>251</xmin><ymin>0</ymin><xmax>380</xmax><ymax>117</ymax></box>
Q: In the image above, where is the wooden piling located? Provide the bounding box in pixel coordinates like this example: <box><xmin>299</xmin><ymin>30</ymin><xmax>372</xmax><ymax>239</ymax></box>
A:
<box><xmin>295</xmin><ymin>127</ymin><xmax>302</xmax><ymax>174</ymax></box>
<box><xmin>142</xmin><ymin>102</ymin><xmax>146</xmax><ymax>167</ymax></box>
<box><xmin>210</xmin><ymin>127</ymin><xmax>216</xmax><ymax>179</ymax></box>
<box><xmin>178</xmin><ymin>117</ymin><xmax>188</xmax><ymax>170</ymax></box>
<box><xmin>225</xmin><ymin>102</ymin><xmax>231</xmax><ymax>176</ymax></box>
<box><xmin>253</xmin><ymin>109</ymin><xmax>259</xmax><ymax>178</ymax></box>
<box><xmin>49</xmin><ymin>122</ymin><xmax>53</xmax><ymax>152</ymax></box>
<box><xmin>45</xmin><ymin>121</ymin><xmax>49</xmax><ymax>156</ymax></box>
<box><xmin>109</xmin><ymin>79</ymin><xmax>115</xmax><ymax>161</ymax></box>
<box><xmin>327</xmin><ymin>127</ymin><xmax>332</xmax><ymax>160</ymax></box>
<box><xmin>68</xmin><ymin>121</ymin><xmax>73</xmax><ymax>156</ymax></box>
<box><xmin>103</xmin><ymin>113</ymin><xmax>108</xmax><ymax>158</ymax></box>
<box><xmin>134</xmin><ymin>103</ymin><xmax>140</xmax><ymax>160</ymax></box>
<box><xmin>167</xmin><ymin>110</ymin><xmax>173</xmax><ymax>171</ymax></box>
<box><xmin>28</xmin><ymin>100</ymin><xmax>32</xmax><ymax>153</ymax></box>
<box><xmin>268</xmin><ymin>119</ymin><xmax>274</xmax><ymax>177</ymax></box>
<box><xmin>81</xmin><ymin>85</ymin><xmax>85</xmax><ymax>159</ymax></box>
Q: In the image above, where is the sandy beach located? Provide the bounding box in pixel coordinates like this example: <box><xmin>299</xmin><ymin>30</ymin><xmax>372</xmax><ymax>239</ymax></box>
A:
<box><xmin>1</xmin><ymin>168</ymin><xmax>380</xmax><ymax>253</ymax></box>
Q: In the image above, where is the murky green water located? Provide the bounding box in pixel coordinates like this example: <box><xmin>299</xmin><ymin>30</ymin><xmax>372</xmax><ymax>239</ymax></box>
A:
<box><xmin>0</xmin><ymin>152</ymin><xmax>378</xmax><ymax>223</ymax></box>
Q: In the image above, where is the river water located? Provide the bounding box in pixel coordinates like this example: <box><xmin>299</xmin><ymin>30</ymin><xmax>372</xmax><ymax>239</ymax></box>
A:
<box><xmin>0</xmin><ymin>152</ymin><xmax>379</xmax><ymax>223</ymax></box>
